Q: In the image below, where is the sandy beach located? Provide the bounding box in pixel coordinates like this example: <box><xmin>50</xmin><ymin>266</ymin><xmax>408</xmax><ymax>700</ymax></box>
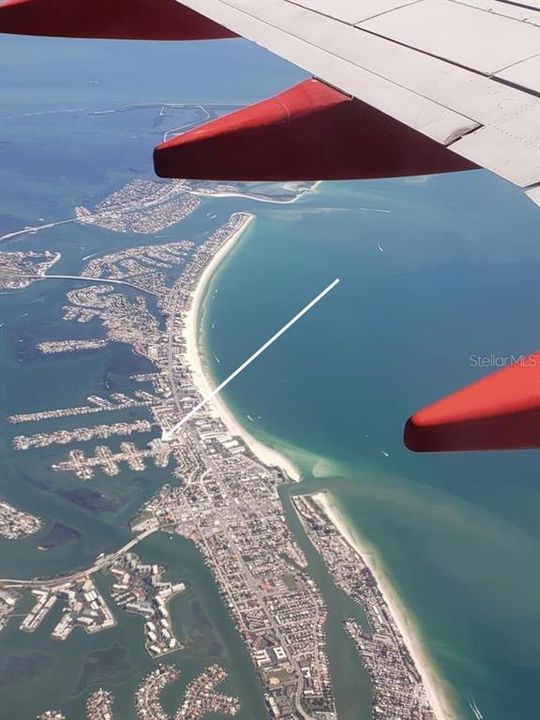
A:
<box><xmin>312</xmin><ymin>490</ymin><xmax>457</xmax><ymax>720</ymax></box>
<box><xmin>183</xmin><ymin>208</ymin><xmax>455</xmax><ymax>720</ymax></box>
<box><xmin>182</xmin><ymin>211</ymin><xmax>301</xmax><ymax>482</ymax></box>
<box><xmin>186</xmin><ymin>180</ymin><xmax>322</xmax><ymax>206</ymax></box>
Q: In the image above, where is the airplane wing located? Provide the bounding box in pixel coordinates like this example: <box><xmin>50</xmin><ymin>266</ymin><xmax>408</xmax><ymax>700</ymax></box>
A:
<box><xmin>173</xmin><ymin>0</ymin><xmax>540</xmax><ymax>205</ymax></box>
<box><xmin>1</xmin><ymin>1</ymin><xmax>539</xmax><ymax>199</ymax></box>
<box><xmin>2</xmin><ymin>0</ymin><xmax>540</xmax><ymax>453</ymax></box>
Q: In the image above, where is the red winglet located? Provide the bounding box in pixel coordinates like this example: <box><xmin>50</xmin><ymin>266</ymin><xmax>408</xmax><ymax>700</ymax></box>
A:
<box><xmin>404</xmin><ymin>353</ymin><xmax>540</xmax><ymax>452</ymax></box>
<box><xmin>0</xmin><ymin>0</ymin><xmax>236</xmax><ymax>40</ymax></box>
<box><xmin>154</xmin><ymin>78</ymin><xmax>475</xmax><ymax>181</ymax></box>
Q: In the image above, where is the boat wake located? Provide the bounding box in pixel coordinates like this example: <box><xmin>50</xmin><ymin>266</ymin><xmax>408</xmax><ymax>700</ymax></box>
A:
<box><xmin>469</xmin><ymin>697</ymin><xmax>484</xmax><ymax>720</ymax></box>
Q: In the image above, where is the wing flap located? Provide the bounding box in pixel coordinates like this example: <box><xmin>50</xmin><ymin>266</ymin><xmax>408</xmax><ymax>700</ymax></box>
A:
<box><xmin>449</xmin><ymin>105</ymin><xmax>540</xmax><ymax>187</ymax></box>
<box><xmin>526</xmin><ymin>183</ymin><xmax>540</xmax><ymax>206</ymax></box>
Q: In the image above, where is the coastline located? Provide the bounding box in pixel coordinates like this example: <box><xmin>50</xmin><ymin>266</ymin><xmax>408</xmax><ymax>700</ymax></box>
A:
<box><xmin>186</xmin><ymin>180</ymin><xmax>322</xmax><ymax>206</ymax></box>
<box><xmin>311</xmin><ymin>490</ymin><xmax>457</xmax><ymax>720</ymax></box>
<box><xmin>183</xmin><ymin>211</ymin><xmax>301</xmax><ymax>483</ymax></box>
<box><xmin>183</xmin><ymin>208</ymin><xmax>455</xmax><ymax>720</ymax></box>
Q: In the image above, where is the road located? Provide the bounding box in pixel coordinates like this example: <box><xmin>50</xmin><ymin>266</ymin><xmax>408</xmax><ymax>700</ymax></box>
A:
<box><xmin>0</xmin><ymin>272</ymin><xmax>158</xmax><ymax>296</ymax></box>
<box><xmin>0</xmin><ymin>527</ymin><xmax>156</xmax><ymax>589</ymax></box>
<box><xmin>166</xmin><ymin>279</ymin><xmax>186</xmax><ymax>416</ymax></box>
<box><xmin>0</xmin><ymin>218</ymin><xmax>76</xmax><ymax>243</ymax></box>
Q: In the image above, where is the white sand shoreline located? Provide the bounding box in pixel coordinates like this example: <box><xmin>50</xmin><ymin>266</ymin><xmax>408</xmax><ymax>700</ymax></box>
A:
<box><xmin>183</xmin><ymin>212</ymin><xmax>302</xmax><ymax>483</ymax></box>
<box><xmin>183</xmin><ymin>207</ymin><xmax>454</xmax><ymax>720</ymax></box>
<box><xmin>312</xmin><ymin>490</ymin><xmax>457</xmax><ymax>720</ymax></box>
<box><xmin>186</xmin><ymin>180</ymin><xmax>322</xmax><ymax>206</ymax></box>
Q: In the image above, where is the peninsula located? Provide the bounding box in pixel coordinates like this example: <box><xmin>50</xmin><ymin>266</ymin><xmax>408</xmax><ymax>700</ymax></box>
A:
<box><xmin>176</xmin><ymin>210</ymin><xmax>454</xmax><ymax>720</ymax></box>
<box><xmin>1</xmin><ymin>186</ymin><xmax>454</xmax><ymax>719</ymax></box>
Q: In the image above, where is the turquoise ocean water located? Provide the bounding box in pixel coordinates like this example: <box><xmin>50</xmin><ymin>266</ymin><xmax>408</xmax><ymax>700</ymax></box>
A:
<box><xmin>1</xmin><ymin>31</ymin><xmax>539</xmax><ymax>720</ymax></box>
<box><xmin>201</xmin><ymin>175</ymin><xmax>540</xmax><ymax>720</ymax></box>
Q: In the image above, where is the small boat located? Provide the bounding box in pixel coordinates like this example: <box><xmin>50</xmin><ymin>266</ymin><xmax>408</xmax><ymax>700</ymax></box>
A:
<box><xmin>376</xmin><ymin>243</ymin><xmax>384</xmax><ymax>253</ymax></box>
<box><xmin>246</xmin><ymin>414</ymin><xmax>255</xmax><ymax>422</ymax></box>
<box><xmin>381</xmin><ymin>450</ymin><xmax>390</xmax><ymax>458</ymax></box>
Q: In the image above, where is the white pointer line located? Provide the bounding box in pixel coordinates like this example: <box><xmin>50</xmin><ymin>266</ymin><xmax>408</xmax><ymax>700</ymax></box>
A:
<box><xmin>163</xmin><ymin>278</ymin><xmax>340</xmax><ymax>441</ymax></box>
